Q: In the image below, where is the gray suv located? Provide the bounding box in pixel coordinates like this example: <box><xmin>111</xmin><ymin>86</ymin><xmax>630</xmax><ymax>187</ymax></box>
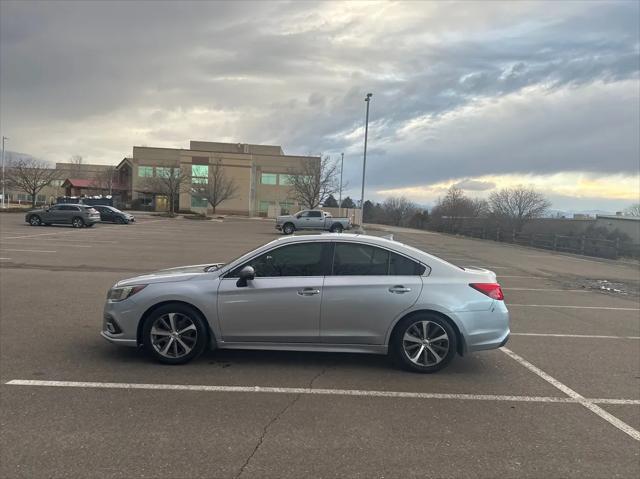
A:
<box><xmin>25</xmin><ymin>204</ymin><xmax>101</xmax><ymax>228</ymax></box>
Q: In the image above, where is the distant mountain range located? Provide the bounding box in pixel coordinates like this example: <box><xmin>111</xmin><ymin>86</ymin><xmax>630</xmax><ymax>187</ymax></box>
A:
<box><xmin>548</xmin><ymin>209</ymin><xmax>616</xmax><ymax>218</ymax></box>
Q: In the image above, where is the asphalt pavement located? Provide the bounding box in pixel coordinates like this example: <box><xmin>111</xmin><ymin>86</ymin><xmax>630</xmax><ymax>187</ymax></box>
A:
<box><xmin>1</xmin><ymin>213</ymin><xmax>638</xmax><ymax>478</ymax></box>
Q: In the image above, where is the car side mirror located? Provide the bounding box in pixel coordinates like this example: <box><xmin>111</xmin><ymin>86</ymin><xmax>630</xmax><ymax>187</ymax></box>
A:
<box><xmin>236</xmin><ymin>265</ymin><xmax>255</xmax><ymax>288</ymax></box>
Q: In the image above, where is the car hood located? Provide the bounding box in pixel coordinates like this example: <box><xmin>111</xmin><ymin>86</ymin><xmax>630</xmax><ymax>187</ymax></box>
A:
<box><xmin>116</xmin><ymin>263</ymin><xmax>225</xmax><ymax>286</ymax></box>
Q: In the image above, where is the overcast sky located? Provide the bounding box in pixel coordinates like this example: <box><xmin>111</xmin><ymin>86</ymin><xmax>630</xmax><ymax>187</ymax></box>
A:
<box><xmin>1</xmin><ymin>0</ymin><xmax>638</xmax><ymax>211</ymax></box>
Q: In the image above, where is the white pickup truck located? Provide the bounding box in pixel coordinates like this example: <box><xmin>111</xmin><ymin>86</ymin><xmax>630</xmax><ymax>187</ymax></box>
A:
<box><xmin>275</xmin><ymin>210</ymin><xmax>352</xmax><ymax>235</ymax></box>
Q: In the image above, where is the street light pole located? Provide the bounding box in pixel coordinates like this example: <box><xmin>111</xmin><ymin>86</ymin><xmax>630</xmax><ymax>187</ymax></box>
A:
<box><xmin>338</xmin><ymin>152</ymin><xmax>344</xmax><ymax>217</ymax></box>
<box><xmin>359</xmin><ymin>93</ymin><xmax>372</xmax><ymax>226</ymax></box>
<box><xmin>1</xmin><ymin>136</ymin><xmax>7</xmax><ymax>209</ymax></box>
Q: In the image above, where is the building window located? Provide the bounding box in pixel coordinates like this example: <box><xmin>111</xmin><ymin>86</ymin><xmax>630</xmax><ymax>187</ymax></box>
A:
<box><xmin>261</xmin><ymin>173</ymin><xmax>277</xmax><ymax>185</ymax></box>
<box><xmin>51</xmin><ymin>180</ymin><xmax>64</xmax><ymax>187</ymax></box>
<box><xmin>259</xmin><ymin>201</ymin><xmax>274</xmax><ymax>213</ymax></box>
<box><xmin>191</xmin><ymin>195</ymin><xmax>208</xmax><ymax>208</ymax></box>
<box><xmin>138</xmin><ymin>166</ymin><xmax>154</xmax><ymax>177</ymax></box>
<box><xmin>156</xmin><ymin>167</ymin><xmax>180</xmax><ymax>178</ymax></box>
<box><xmin>279</xmin><ymin>174</ymin><xmax>294</xmax><ymax>185</ymax></box>
<box><xmin>192</xmin><ymin>165</ymin><xmax>208</xmax><ymax>184</ymax></box>
<box><xmin>279</xmin><ymin>201</ymin><xmax>294</xmax><ymax>215</ymax></box>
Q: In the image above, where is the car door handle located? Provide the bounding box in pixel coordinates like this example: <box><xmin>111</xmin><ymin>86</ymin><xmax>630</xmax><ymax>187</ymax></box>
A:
<box><xmin>298</xmin><ymin>288</ymin><xmax>320</xmax><ymax>296</ymax></box>
<box><xmin>389</xmin><ymin>285</ymin><xmax>411</xmax><ymax>294</ymax></box>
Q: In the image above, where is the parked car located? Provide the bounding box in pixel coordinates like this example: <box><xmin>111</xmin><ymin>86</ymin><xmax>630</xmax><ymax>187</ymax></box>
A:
<box><xmin>93</xmin><ymin>205</ymin><xmax>135</xmax><ymax>224</ymax></box>
<box><xmin>101</xmin><ymin>234</ymin><xmax>509</xmax><ymax>372</ymax></box>
<box><xmin>276</xmin><ymin>209</ymin><xmax>352</xmax><ymax>234</ymax></box>
<box><xmin>25</xmin><ymin>204</ymin><xmax>101</xmax><ymax>228</ymax></box>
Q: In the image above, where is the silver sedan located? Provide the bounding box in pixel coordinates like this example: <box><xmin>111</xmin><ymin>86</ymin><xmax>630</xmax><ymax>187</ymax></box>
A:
<box><xmin>101</xmin><ymin>234</ymin><xmax>510</xmax><ymax>373</ymax></box>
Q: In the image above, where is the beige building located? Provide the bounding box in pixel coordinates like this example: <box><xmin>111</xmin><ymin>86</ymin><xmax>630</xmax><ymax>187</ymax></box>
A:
<box><xmin>117</xmin><ymin>140</ymin><xmax>319</xmax><ymax>215</ymax></box>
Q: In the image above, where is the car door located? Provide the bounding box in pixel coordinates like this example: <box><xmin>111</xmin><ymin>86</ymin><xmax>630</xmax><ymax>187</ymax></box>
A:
<box><xmin>217</xmin><ymin>241</ymin><xmax>332</xmax><ymax>343</ymax></box>
<box><xmin>320</xmin><ymin>242</ymin><xmax>424</xmax><ymax>345</ymax></box>
<box><xmin>305</xmin><ymin>211</ymin><xmax>325</xmax><ymax>229</ymax></box>
<box><xmin>43</xmin><ymin>205</ymin><xmax>63</xmax><ymax>222</ymax></box>
<box><xmin>60</xmin><ymin>205</ymin><xmax>78</xmax><ymax>223</ymax></box>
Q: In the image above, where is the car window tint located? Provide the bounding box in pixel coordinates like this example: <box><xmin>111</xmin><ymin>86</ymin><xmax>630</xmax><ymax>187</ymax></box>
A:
<box><xmin>230</xmin><ymin>243</ymin><xmax>327</xmax><ymax>277</ymax></box>
<box><xmin>309</xmin><ymin>211</ymin><xmax>322</xmax><ymax>218</ymax></box>
<box><xmin>389</xmin><ymin>252</ymin><xmax>426</xmax><ymax>275</ymax></box>
<box><xmin>333</xmin><ymin>243</ymin><xmax>389</xmax><ymax>276</ymax></box>
<box><xmin>299</xmin><ymin>211</ymin><xmax>310</xmax><ymax>217</ymax></box>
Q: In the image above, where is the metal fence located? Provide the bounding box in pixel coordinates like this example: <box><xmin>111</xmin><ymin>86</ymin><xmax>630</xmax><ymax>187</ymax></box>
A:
<box><xmin>445</xmin><ymin>226</ymin><xmax>640</xmax><ymax>260</ymax></box>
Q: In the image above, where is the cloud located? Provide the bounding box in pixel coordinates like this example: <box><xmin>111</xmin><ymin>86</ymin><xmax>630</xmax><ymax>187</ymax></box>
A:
<box><xmin>1</xmin><ymin>0</ymin><xmax>638</xmax><ymax>210</ymax></box>
<box><xmin>452</xmin><ymin>179</ymin><xmax>496</xmax><ymax>191</ymax></box>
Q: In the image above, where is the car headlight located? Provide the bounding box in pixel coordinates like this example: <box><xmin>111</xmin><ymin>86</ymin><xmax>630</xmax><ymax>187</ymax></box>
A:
<box><xmin>107</xmin><ymin>284</ymin><xmax>147</xmax><ymax>302</ymax></box>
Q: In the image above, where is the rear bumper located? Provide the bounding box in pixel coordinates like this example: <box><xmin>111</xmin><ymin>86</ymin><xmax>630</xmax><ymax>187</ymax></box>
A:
<box><xmin>456</xmin><ymin>301</ymin><xmax>510</xmax><ymax>353</ymax></box>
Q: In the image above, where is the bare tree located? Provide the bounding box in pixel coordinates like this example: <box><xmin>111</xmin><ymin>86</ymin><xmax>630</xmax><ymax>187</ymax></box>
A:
<box><xmin>6</xmin><ymin>158</ymin><xmax>61</xmax><ymax>207</ymax></box>
<box><xmin>69</xmin><ymin>155</ymin><xmax>83</xmax><ymax>173</ymax></box>
<box><xmin>192</xmin><ymin>161</ymin><xmax>238</xmax><ymax>214</ymax></box>
<box><xmin>381</xmin><ymin>196</ymin><xmax>419</xmax><ymax>226</ymax></box>
<box><xmin>489</xmin><ymin>186</ymin><xmax>551</xmax><ymax>232</ymax></box>
<box><xmin>287</xmin><ymin>156</ymin><xmax>338</xmax><ymax>209</ymax></box>
<box><xmin>138</xmin><ymin>166</ymin><xmax>190</xmax><ymax>216</ymax></box>
<box><xmin>430</xmin><ymin>186</ymin><xmax>481</xmax><ymax>232</ymax></box>
<box><xmin>94</xmin><ymin>166</ymin><xmax>117</xmax><ymax>195</ymax></box>
<box><xmin>624</xmin><ymin>203</ymin><xmax>640</xmax><ymax>217</ymax></box>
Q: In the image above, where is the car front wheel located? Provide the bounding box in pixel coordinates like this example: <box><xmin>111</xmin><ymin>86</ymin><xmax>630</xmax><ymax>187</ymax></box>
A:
<box><xmin>282</xmin><ymin>223</ymin><xmax>295</xmax><ymax>235</ymax></box>
<box><xmin>28</xmin><ymin>215</ymin><xmax>42</xmax><ymax>226</ymax></box>
<box><xmin>391</xmin><ymin>314</ymin><xmax>457</xmax><ymax>373</ymax></box>
<box><xmin>142</xmin><ymin>304</ymin><xmax>208</xmax><ymax>364</ymax></box>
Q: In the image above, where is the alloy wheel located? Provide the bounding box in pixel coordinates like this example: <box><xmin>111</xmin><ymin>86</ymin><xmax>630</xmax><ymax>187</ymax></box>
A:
<box><xmin>29</xmin><ymin>216</ymin><xmax>41</xmax><ymax>226</ymax></box>
<box><xmin>402</xmin><ymin>320</ymin><xmax>450</xmax><ymax>367</ymax></box>
<box><xmin>150</xmin><ymin>313</ymin><xmax>198</xmax><ymax>359</ymax></box>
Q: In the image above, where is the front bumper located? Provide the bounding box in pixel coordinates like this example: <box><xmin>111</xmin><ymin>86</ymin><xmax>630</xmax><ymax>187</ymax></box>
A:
<box><xmin>101</xmin><ymin>299</ymin><xmax>143</xmax><ymax>347</ymax></box>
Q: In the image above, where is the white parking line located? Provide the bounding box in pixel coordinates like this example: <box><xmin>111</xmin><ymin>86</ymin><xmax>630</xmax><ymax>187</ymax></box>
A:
<box><xmin>1</xmin><ymin>243</ymin><xmax>92</xmax><ymax>248</ymax></box>
<box><xmin>503</xmin><ymin>288</ymin><xmax>589</xmax><ymax>293</ymax></box>
<box><xmin>508</xmin><ymin>304</ymin><xmax>640</xmax><ymax>311</ymax></box>
<box><xmin>0</xmin><ymin>257</ymin><xmax>11</xmax><ymax>260</ymax></box>
<box><xmin>5</xmin><ymin>379</ymin><xmax>640</xmax><ymax>406</ymax></box>
<box><xmin>1</xmin><ymin>231</ymin><xmax>78</xmax><ymax>240</ymax></box>
<box><xmin>500</xmin><ymin>347</ymin><xmax>640</xmax><ymax>441</ymax></box>
<box><xmin>0</xmin><ymin>248</ymin><xmax>56</xmax><ymax>253</ymax></box>
<box><xmin>511</xmin><ymin>333</ymin><xmax>640</xmax><ymax>340</ymax></box>
<box><xmin>498</xmin><ymin>275</ymin><xmax>548</xmax><ymax>279</ymax></box>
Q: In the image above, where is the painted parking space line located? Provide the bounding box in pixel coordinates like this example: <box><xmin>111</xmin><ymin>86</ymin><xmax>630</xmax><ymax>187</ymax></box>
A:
<box><xmin>498</xmin><ymin>275</ymin><xmax>549</xmax><ymax>279</ymax></box>
<box><xmin>6</xmin><ymin>379</ymin><xmax>640</xmax><ymax>406</ymax></box>
<box><xmin>0</xmin><ymin>257</ymin><xmax>11</xmax><ymax>260</ymax></box>
<box><xmin>0</xmin><ymin>242</ymin><xmax>92</xmax><ymax>248</ymax></box>
<box><xmin>507</xmin><ymin>304</ymin><xmax>640</xmax><ymax>311</ymax></box>
<box><xmin>511</xmin><ymin>333</ymin><xmax>640</xmax><ymax>340</ymax></box>
<box><xmin>0</xmin><ymin>248</ymin><xmax>57</xmax><ymax>253</ymax></box>
<box><xmin>500</xmin><ymin>347</ymin><xmax>640</xmax><ymax>441</ymax></box>
<box><xmin>1</xmin><ymin>231</ymin><xmax>78</xmax><ymax>240</ymax></box>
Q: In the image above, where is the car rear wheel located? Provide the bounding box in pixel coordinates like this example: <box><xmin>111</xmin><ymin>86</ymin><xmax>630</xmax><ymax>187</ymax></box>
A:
<box><xmin>391</xmin><ymin>314</ymin><xmax>457</xmax><ymax>373</ymax></box>
<box><xmin>330</xmin><ymin>224</ymin><xmax>343</xmax><ymax>233</ymax></box>
<box><xmin>282</xmin><ymin>222</ymin><xmax>295</xmax><ymax>235</ymax></box>
<box><xmin>71</xmin><ymin>217</ymin><xmax>84</xmax><ymax>228</ymax></box>
<box><xmin>142</xmin><ymin>304</ymin><xmax>208</xmax><ymax>364</ymax></box>
<box><xmin>28</xmin><ymin>215</ymin><xmax>42</xmax><ymax>226</ymax></box>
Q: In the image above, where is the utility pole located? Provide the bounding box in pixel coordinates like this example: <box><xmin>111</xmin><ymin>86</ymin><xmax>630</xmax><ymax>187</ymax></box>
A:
<box><xmin>338</xmin><ymin>152</ymin><xmax>344</xmax><ymax>217</ymax></box>
<box><xmin>359</xmin><ymin>93</ymin><xmax>372</xmax><ymax>226</ymax></box>
<box><xmin>1</xmin><ymin>136</ymin><xmax>8</xmax><ymax>209</ymax></box>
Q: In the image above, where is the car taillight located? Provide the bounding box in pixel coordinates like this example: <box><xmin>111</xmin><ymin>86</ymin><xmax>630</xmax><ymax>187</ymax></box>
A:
<box><xmin>469</xmin><ymin>283</ymin><xmax>504</xmax><ymax>300</ymax></box>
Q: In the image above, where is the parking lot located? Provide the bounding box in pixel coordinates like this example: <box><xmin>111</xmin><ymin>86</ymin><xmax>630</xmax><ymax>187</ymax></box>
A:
<box><xmin>0</xmin><ymin>212</ymin><xmax>638</xmax><ymax>478</ymax></box>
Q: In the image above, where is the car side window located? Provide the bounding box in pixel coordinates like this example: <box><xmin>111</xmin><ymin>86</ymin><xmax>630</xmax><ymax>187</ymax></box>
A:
<box><xmin>228</xmin><ymin>242</ymin><xmax>329</xmax><ymax>278</ymax></box>
<box><xmin>333</xmin><ymin>243</ymin><xmax>389</xmax><ymax>276</ymax></box>
<box><xmin>389</xmin><ymin>252</ymin><xmax>426</xmax><ymax>275</ymax></box>
<box><xmin>308</xmin><ymin>211</ymin><xmax>322</xmax><ymax>218</ymax></box>
<box><xmin>298</xmin><ymin>211</ymin><xmax>310</xmax><ymax>218</ymax></box>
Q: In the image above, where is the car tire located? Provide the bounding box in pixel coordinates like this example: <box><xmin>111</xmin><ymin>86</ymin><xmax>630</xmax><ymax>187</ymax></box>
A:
<box><xmin>282</xmin><ymin>222</ymin><xmax>295</xmax><ymax>235</ymax></box>
<box><xmin>71</xmin><ymin>217</ymin><xmax>84</xmax><ymax>228</ymax></box>
<box><xmin>390</xmin><ymin>313</ymin><xmax>457</xmax><ymax>373</ymax></box>
<box><xmin>330</xmin><ymin>224</ymin><xmax>343</xmax><ymax>233</ymax></box>
<box><xmin>142</xmin><ymin>303</ymin><xmax>209</xmax><ymax>365</ymax></box>
<box><xmin>28</xmin><ymin>215</ymin><xmax>42</xmax><ymax>226</ymax></box>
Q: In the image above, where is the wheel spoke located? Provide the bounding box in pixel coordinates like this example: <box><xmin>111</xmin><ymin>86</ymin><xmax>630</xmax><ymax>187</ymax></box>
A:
<box><xmin>161</xmin><ymin>338</ymin><xmax>174</xmax><ymax>355</ymax></box>
<box><xmin>403</xmin><ymin>332</ymin><xmax>422</xmax><ymax>344</ymax></box>
<box><xmin>168</xmin><ymin>313</ymin><xmax>177</xmax><ymax>332</ymax></box>
<box><xmin>151</xmin><ymin>327</ymin><xmax>171</xmax><ymax>337</ymax></box>
<box><xmin>421</xmin><ymin>321</ymin><xmax>428</xmax><ymax>339</ymax></box>
<box><xmin>410</xmin><ymin>345</ymin><xmax>425</xmax><ymax>363</ymax></box>
<box><xmin>430</xmin><ymin>333</ymin><xmax>448</xmax><ymax>343</ymax></box>
<box><xmin>177</xmin><ymin>324</ymin><xmax>196</xmax><ymax>335</ymax></box>
<box><xmin>172</xmin><ymin>338</ymin><xmax>179</xmax><ymax>357</ymax></box>
<box><xmin>426</xmin><ymin>345</ymin><xmax>442</xmax><ymax>363</ymax></box>
<box><xmin>175</xmin><ymin>337</ymin><xmax>192</xmax><ymax>354</ymax></box>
